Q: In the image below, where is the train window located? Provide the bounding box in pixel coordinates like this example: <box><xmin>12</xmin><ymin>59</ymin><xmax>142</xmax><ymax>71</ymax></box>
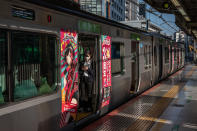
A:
<box><xmin>0</xmin><ymin>30</ymin><xmax>7</xmax><ymax>104</ymax></box>
<box><xmin>149</xmin><ymin>46</ymin><xmax>151</xmax><ymax>65</ymax></box>
<box><xmin>174</xmin><ymin>48</ymin><xmax>177</xmax><ymax>61</ymax></box>
<box><xmin>177</xmin><ymin>49</ymin><xmax>180</xmax><ymax>62</ymax></box>
<box><xmin>12</xmin><ymin>31</ymin><xmax>57</xmax><ymax>101</ymax></box>
<box><xmin>144</xmin><ymin>46</ymin><xmax>146</xmax><ymax>65</ymax></box>
<box><xmin>144</xmin><ymin>45</ymin><xmax>148</xmax><ymax>67</ymax></box>
<box><xmin>180</xmin><ymin>49</ymin><xmax>182</xmax><ymax>64</ymax></box>
<box><xmin>177</xmin><ymin>49</ymin><xmax>179</xmax><ymax>62</ymax></box>
<box><xmin>165</xmin><ymin>47</ymin><xmax>169</xmax><ymax>63</ymax></box>
<box><xmin>154</xmin><ymin>46</ymin><xmax>157</xmax><ymax>66</ymax></box>
<box><xmin>182</xmin><ymin>49</ymin><xmax>184</xmax><ymax>64</ymax></box>
<box><xmin>111</xmin><ymin>42</ymin><xmax>125</xmax><ymax>74</ymax></box>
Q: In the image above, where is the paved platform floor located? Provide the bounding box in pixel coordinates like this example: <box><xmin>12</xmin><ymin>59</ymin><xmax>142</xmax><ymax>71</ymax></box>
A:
<box><xmin>81</xmin><ymin>65</ymin><xmax>197</xmax><ymax>131</ymax></box>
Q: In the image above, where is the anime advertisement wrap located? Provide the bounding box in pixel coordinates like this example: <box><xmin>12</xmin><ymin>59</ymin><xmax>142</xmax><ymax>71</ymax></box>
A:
<box><xmin>101</xmin><ymin>35</ymin><xmax>111</xmax><ymax>108</ymax></box>
<box><xmin>60</xmin><ymin>30</ymin><xmax>78</xmax><ymax>127</ymax></box>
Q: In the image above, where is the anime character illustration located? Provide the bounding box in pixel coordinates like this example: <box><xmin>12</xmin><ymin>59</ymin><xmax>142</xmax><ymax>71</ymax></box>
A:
<box><xmin>60</xmin><ymin>30</ymin><xmax>78</xmax><ymax>127</ymax></box>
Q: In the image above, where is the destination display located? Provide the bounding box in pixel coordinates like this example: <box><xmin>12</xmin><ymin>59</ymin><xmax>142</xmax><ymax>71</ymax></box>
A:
<box><xmin>12</xmin><ymin>6</ymin><xmax>35</xmax><ymax>20</ymax></box>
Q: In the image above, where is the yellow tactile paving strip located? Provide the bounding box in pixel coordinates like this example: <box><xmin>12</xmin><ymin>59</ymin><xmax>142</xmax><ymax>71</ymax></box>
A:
<box><xmin>151</xmin><ymin>66</ymin><xmax>197</xmax><ymax>131</ymax></box>
<box><xmin>126</xmin><ymin>67</ymin><xmax>196</xmax><ymax>131</ymax></box>
<box><xmin>126</xmin><ymin>86</ymin><xmax>180</xmax><ymax>131</ymax></box>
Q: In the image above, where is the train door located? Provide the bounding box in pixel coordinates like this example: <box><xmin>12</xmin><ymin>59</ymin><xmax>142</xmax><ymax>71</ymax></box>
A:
<box><xmin>158</xmin><ymin>45</ymin><xmax>163</xmax><ymax>79</ymax></box>
<box><xmin>76</xmin><ymin>34</ymin><xmax>99</xmax><ymax>121</ymax></box>
<box><xmin>130</xmin><ymin>41</ymin><xmax>139</xmax><ymax>93</ymax></box>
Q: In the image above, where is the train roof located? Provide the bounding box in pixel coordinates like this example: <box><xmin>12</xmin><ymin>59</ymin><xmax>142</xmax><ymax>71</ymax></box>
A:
<box><xmin>21</xmin><ymin>0</ymin><xmax>149</xmax><ymax>35</ymax></box>
<box><xmin>21</xmin><ymin>0</ymin><xmax>175</xmax><ymax>41</ymax></box>
<box><xmin>149</xmin><ymin>32</ymin><xmax>172</xmax><ymax>40</ymax></box>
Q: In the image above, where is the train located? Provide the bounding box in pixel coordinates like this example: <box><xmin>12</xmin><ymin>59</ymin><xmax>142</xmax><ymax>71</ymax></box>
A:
<box><xmin>0</xmin><ymin>0</ymin><xmax>185</xmax><ymax>131</ymax></box>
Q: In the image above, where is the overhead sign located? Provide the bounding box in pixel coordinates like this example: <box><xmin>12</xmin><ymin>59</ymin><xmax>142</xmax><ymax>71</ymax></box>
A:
<box><xmin>12</xmin><ymin>6</ymin><xmax>35</xmax><ymax>20</ymax></box>
<box><xmin>139</xmin><ymin>3</ymin><xmax>146</xmax><ymax>18</ymax></box>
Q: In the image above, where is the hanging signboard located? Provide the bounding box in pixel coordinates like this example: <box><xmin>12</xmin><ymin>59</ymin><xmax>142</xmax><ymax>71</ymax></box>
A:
<box><xmin>101</xmin><ymin>35</ymin><xmax>111</xmax><ymax>108</ymax></box>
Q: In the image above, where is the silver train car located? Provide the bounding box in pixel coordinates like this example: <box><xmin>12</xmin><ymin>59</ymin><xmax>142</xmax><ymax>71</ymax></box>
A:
<box><xmin>0</xmin><ymin>0</ymin><xmax>185</xmax><ymax>131</ymax></box>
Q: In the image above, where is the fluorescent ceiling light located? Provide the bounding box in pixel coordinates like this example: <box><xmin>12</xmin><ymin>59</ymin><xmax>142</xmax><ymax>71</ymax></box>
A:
<box><xmin>184</xmin><ymin>16</ymin><xmax>191</xmax><ymax>22</ymax></box>
<box><xmin>183</xmin><ymin>123</ymin><xmax>197</xmax><ymax>130</ymax></box>
<box><xmin>178</xmin><ymin>7</ymin><xmax>187</xmax><ymax>16</ymax></box>
<box><xmin>192</xmin><ymin>30</ymin><xmax>197</xmax><ymax>34</ymax></box>
<box><xmin>0</xmin><ymin>24</ymin><xmax>7</xmax><ymax>27</ymax></box>
<box><xmin>171</xmin><ymin>0</ymin><xmax>190</xmax><ymax>22</ymax></box>
<box><xmin>192</xmin><ymin>30</ymin><xmax>197</xmax><ymax>39</ymax></box>
<box><xmin>171</xmin><ymin>0</ymin><xmax>181</xmax><ymax>7</ymax></box>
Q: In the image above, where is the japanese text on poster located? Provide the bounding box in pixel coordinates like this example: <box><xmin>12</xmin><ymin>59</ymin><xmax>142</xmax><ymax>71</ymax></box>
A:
<box><xmin>101</xmin><ymin>35</ymin><xmax>111</xmax><ymax>107</ymax></box>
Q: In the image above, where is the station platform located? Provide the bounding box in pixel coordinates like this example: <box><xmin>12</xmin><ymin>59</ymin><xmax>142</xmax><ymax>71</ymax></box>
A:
<box><xmin>81</xmin><ymin>65</ymin><xmax>197</xmax><ymax>131</ymax></box>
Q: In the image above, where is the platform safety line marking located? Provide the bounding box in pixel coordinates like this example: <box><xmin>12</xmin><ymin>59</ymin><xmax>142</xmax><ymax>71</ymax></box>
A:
<box><xmin>81</xmin><ymin>67</ymin><xmax>190</xmax><ymax>131</ymax></box>
<box><xmin>126</xmin><ymin>85</ymin><xmax>180</xmax><ymax>131</ymax></box>
<box><xmin>81</xmin><ymin>83</ymin><xmax>162</xmax><ymax>131</ymax></box>
<box><xmin>117</xmin><ymin>113</ymin><xmax>172</xmax><ymax>124</ymax></box>
<box><xmin>142</xmin><ymin>86</ymin><xmax>179</xmax><ymax>130</ymax></box>
<box><xmin>151</xmin><ymin>120</ymin><xmax>167</xmax><ymax>131</ymax></box>
<box><xmin>132</xmin><ymin>67</ymin><xmax>196</xmax><ymax>131</ymax></box>
<box><xmin>151</xmin><ymin>66</ymin><xmax>197</xmax><ymax>131</ymax></box>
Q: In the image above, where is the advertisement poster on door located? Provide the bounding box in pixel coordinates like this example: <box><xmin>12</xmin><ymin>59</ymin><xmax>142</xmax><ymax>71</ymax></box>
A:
<box><xmin>101</xmin><ymin>35</ymin><xmax>111</xmax><ymax>108</ymax></box>
<box><xmin>60</xmin><ymin>30</ymin><xmax>78</xmax><ymax>127</ymax></box>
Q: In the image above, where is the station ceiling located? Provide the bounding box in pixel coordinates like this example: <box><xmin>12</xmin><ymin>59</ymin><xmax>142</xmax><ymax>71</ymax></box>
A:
<box><xmin>144</xmin><ymin>0</ymin><xmax>197</xmax><ymax>39</ymax></box>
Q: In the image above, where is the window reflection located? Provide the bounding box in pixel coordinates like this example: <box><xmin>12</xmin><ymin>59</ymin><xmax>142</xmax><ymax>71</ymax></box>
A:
<box><xmin>12</xmin><ymin>32</ymin><xmax>57</xmax><ymax>101</ymax></box>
